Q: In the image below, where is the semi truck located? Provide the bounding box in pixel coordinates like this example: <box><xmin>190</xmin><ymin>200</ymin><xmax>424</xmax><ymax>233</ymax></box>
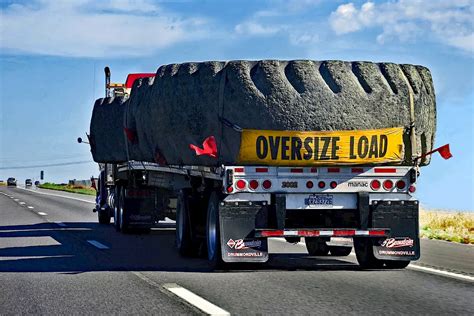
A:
<box><xmin>84</xmin><ymin>62</ymin><xmax>447</xmax><ymax>269</ymax></box>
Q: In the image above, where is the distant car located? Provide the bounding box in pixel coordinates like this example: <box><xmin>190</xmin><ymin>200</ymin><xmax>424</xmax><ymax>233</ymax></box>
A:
<box><xmin>25</xmin><ymin>179</ymin><xmax>33</xmax><ymax>187</ymax></box>
<box><xmin>34</xmin><ymin>181</ymin><xmax>40</xmax><ymax>186</ymax></box>
<box><xmin>7</xmin><ymin>177</ymin><xmax>17</xmax><ymax>186</ymax></box>
<box><xmin>0</xmin><ymin>180</ymin><xmax>5</xmax><ymax>186</ymax></box>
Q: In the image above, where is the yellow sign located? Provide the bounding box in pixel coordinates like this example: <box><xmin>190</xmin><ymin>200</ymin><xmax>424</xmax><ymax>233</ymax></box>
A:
<box><xmin>237</xmin><ymin>127</ymin><xmax>405</xmax><ymax>166</ymax></box>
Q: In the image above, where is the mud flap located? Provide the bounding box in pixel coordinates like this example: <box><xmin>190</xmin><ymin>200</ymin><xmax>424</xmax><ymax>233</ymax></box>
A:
<box><xmin>219</xmin><ymin>203</ymin><xmax>268</xmax><ymax>263</ymax></box>
<box><xmin>371</xmin><ymin>200</ymin><xmax>420</xmax><ymax>261</ymax></box>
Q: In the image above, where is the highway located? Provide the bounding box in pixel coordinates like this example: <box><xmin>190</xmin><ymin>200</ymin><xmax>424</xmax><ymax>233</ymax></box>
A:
<box><xmin>0</xmin><ymin>186</ymin><xmax>473</xmax><ymax>315</ymax></box>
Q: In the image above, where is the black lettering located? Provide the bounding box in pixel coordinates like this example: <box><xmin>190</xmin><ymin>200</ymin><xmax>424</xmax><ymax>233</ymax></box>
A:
<box><xmin>358</xmin><ymin>136</ymin><xmax>369</xmax><ymax>158</ymax></box>
<box><xmin>349</xmin><ymin>136</ymin><xmax>357</xmax><ymax>159</ymax></box>
<box><xmin>281</xmin><ymin>136</ymin><xmax>290</xmax><ymax>160</ymax></box>
<box><xmin>303</xmin><ymin>137</ymin><xmax>313</xmax><ymax>160</ymax></box>
<box><xmin>313</xmin><ymin>137</ymin><xmax>319</xmax><ymax>160</ymax></box>
<box><xmin>256</xmin><ymin>136</ymin><xmax>268</xmax><ymax>159</ymax></box>
<box><xmin>320</xmin><ymin>137</ymin><xmax>331</xmax><ymax>160</ymax></box>
<box><xmin>269</xmin><ymin>136</ymin><xmax>280</xmax><ymax>160</ymax></box>
<box><xmin>331</xmin><ymin>137</ymin><xmax>340</xmax><ymax>159</ymax></box>
<box><xmin>291</xmin><ymin>137</ymin><xmax>302</xmax><ymax>160</ymax></box>
<box><xmin>368</xmin><ymin>135</ymin><xmax>378</xmax><ymax>158</ymax></box>
<box><xmin>379</xmin><ymin>135</ymin><xmax>388</xmax><ymax>157</ymax></box>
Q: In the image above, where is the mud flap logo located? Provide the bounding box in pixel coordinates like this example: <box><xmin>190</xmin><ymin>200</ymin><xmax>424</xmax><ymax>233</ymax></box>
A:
<box><xmin>378</xmin><ymin>237</ymin><xmax>415</xmax><ymax>256</ymax></box>
<box><xmin>380</xmin><ymin>237</ymin><xmax>414</xmax><ymax>248</ymax></box>
<box><xmin>227</xmin><ymin>239</ymin><xmax>262</xmax><ymax>250</ymax></box>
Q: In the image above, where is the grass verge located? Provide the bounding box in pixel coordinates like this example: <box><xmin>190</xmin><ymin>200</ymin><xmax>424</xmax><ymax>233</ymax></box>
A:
<box><xmin>420</xmin><ymin>209</ymin><xmax>474</xmax><ymax>244</ymax></box>
<box><xmin>38</xmin><ymin>182</ymin><xmax>96</xmax><ymax>196</ymax></box>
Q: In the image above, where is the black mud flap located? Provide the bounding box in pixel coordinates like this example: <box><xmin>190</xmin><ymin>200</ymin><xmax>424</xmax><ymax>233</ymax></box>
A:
<box><xmin>371</xmin><ymin>200</ymin><xmax>420</xmax><ymax>261</ymax></box>
<box><xmin>219</xmin><ymin>203</ymin><xmax>268</xmax><ymax>263</ymax></box>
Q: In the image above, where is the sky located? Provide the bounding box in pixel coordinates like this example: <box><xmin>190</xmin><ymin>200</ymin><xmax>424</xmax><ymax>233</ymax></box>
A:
<box><xmin>0</xmin><ymin>0</ymin><xmax>473</xmax><ymax>211</ymax></box>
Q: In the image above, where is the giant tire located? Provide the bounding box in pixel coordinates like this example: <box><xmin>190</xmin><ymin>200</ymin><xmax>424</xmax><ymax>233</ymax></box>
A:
<box><xmin>91</xmin><ymin>60</ymin><xmax>436</xmax><ymax>166</ymax></box>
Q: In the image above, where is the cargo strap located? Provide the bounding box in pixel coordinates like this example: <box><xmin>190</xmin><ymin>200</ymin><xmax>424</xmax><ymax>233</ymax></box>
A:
<box><xmin>217</xmin><ymin>64</ymin><xmax>228</xmax><ymax>163</ymax></box>
<box><xmin>401</xmin><ymin>72</ymin><xmax>417</xmax><ymax>164</ymax></box>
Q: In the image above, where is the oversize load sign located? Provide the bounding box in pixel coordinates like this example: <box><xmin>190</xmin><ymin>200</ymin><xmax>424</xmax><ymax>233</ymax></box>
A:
<box><xmin>237</xmin><ymin>127</ymin><xmax>404</xmax><ymax>166</ymax></box>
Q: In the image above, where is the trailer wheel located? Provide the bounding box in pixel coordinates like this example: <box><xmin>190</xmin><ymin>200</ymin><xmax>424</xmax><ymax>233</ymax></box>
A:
<box><xmin>329</xmin><ymin>246</ymin><xmax>352</xmax><ymax>256</ymax></box>
<box><xmin>305</xmin><ymin>238</ymin><xmax>330</xmax><ymax>256</ymax></box>
<box><xmin>114</xmin><ymin>186</ymin><xmax>121</xmax><ymax>232</ymax></box>
<box><xmin>176</xmin><ymin>189</ymin><xmax>197</xmax><ymax>256</ymax></box>
<box><xmin>206</xmin><ymin>191</ymin><xmax>223</xmax><ymax>267</ymax></box>
<box><xmin>119</xmin><ymin>186</ymin><xmax>130</xmax><ymax>233</ymax></box>
<box><xmin>384</xmin><ymin>260</ymin><xmax>410</xmax><ymax>269</ymax></box>
<box><xmin>354</xmin><ymin>238</ymin><xmax>384</xmax><ymax>269</ymax></box>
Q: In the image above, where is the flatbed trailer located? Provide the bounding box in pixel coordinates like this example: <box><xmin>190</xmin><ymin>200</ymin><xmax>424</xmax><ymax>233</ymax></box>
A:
<box><xmin>93</xmin><ymin>161</ymin><xmax>420</xmax><ymax>269</ymax></box>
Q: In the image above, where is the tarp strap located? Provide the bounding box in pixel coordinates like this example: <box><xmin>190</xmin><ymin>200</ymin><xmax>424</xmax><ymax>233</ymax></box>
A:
<box><xmin>218</xmin><ymin>116</ymin><xmax>243</xmax><ymax>132</ymax></box>
<box><xmin>217</xmin><ymin>64</ymin><xmax>228</xmax><ymax>163</ymax></box>
<box><xmin>401</xmin><ymin>72</ymin><xmax>417</xmax><ymax>164</ymax></box>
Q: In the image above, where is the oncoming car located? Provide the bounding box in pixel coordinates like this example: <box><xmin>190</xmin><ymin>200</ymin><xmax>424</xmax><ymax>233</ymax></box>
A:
<box><xmin>7</xmin><ymin>178</ymin><xmax>17</xmax><ymax>187</ymax></box>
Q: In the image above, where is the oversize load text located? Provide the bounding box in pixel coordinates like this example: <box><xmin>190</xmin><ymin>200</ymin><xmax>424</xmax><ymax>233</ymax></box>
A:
<box><xmin>238</xmin><ymin>127</ymin><xmax>404</xmax><ymax>166</ymax></box>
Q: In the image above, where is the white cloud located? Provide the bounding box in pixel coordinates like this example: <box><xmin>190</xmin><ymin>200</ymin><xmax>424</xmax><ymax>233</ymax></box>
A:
<box><xmin>235</xmin><ymin>21</ymin><xmax>281</xmax><ymax>36</ymax></box>
<box><xmin>0</xmin><ymin>0</ymin><xmax>209</xmax><ymax>57</ymax></box>
<box><xmin>329</xmin><ymin>0</ymin><xmax>474</xmax><ymax>54</ymax></box>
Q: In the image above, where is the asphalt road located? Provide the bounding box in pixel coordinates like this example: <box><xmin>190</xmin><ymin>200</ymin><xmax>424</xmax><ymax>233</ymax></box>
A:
<box><xmin>0</xmin><ymin>186</ymin><xmax>473</xmax><ymax>315</ymax></box>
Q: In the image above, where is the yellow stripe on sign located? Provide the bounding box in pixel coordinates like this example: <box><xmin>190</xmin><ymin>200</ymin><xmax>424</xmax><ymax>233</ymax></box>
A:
<box><xmin>237</xmin><ymin>127</ymin><xmax>405</xmax><ymax>166</ymax></box>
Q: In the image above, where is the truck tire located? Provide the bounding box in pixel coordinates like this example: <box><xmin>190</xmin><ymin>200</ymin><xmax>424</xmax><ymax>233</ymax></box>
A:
<box><xmin>329</xmin><ymin>246</ymin><xmax>352</xmax><ymax>256</ymax></box>
<box><xmin>98</xmin><ymin>207</ymin><xmax>111</xmax><ymax>224</ymax></box>
<box><xmin>119</xmin><ymin>186</ymin><xmax>131</xmax><ymax>233</ymax></box>
<box><xmin>114</xmin><ymin>186</ymin><xmax>121</xmax><ymax>232</ymax></box>
<box><xmin>176</xmin><ymin>189</ymin><xmax>197</xmax><ymax>256</ymax></box>
<box><xmin>354</xmin><ymin>238</ymin><xmax>384</xmax><ymax>269</ymax></box>
<box><xmin>384</xmin><ymin>260</ymin><xmax>410</xmax><ymax>269</ymax></box>
<box><xmin>206</xmin><ymin>191</ymin><xmax>223</xmax><ymax>268</ymax></box>
<box><xmin>305</xmin><ymin>238</ymin><xmax>330</xmax><ymax>256</ymax></box>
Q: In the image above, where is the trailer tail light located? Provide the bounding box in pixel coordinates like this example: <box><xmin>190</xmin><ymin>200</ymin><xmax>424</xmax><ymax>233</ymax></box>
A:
<box><xmin>371</xmin><ymin>180</ymin><xmax>381</xmax><ymax>190</ymax></box>
<box><xmin>396</xmin><ymin>180</ymin><xmax>406</xmax><ymax>190</ymax></box>
<box><xmin>226</xmin><ymin>186</ymin><xmax>234</xmax><ymax>193</ymax></box>
<box><xmin>234</xmin><ymin>167</ymin><xmax>244</xmax><ymax>173</ymax></box>
<box><xmin>262</xmin><ymin>180</ymin><xmax>272</xmax><ymax>190</ymax></box>
<box><xmin>330</xmin><ymin>181</ymin><xmax>338</xmax><ymax>189</ymax></box>
<box><xmin>318</xmin><ymin>181</ymin><xmax>325</xmax><ymax>189</ymax></box>
<box><xmin>409</xmin><ymin>185</ymin><xmax>416</xmax><ymax>193</ymax></box>
<box><xmin>255</xmin><ymin>167</ymin><xmax>268</xmax><ymax>173</ymax></box>
<box><xmin>236</xmin><ymin>179</ymin><xmax>246</xmax><ymax>190</ymax></box>
<box><xmin>306</xmin><ymin>181</ymin><xmax>314</xmax><ymax>189</ymax></box>
<box><xmin>249</xmin><ymin>180</ymin><xmax>259</xmax><ymax>190</ymax></box>
<box><xmin>290</xmin><ymin>168</ymin><xmax>303</xmax><ymax>173</ymax></box>
<box><xmin>383</xmin><ymin>180</ymin><xmax>393</xmax><ymax>190</ymax></box>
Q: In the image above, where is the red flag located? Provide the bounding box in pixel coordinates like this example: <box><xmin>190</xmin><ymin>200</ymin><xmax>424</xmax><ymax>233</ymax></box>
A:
<box><xmin>124</xmin><ymin>127</ymin><xmax>138</xmax><ymax>144</ymax></box>
<box><xmin>437</xmin><ymin>144</ymin><xmax>453</xmax><ymax>160</ymax></box>
<box><xmin>189</xmin><ymin>136</ymin><xmax>218</xmax><ymax>158</ymax></box>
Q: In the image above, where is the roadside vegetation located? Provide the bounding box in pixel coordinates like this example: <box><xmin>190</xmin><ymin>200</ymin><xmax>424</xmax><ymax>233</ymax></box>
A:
<box><xmin>420</xmin><ymin>209</ymin><xmax>474</xmax><ymax>244</ymax></box>
<box><xmin>38</xmin><ymin>182</ymin><xmax>96</xmax><ymax>196</ymax></box>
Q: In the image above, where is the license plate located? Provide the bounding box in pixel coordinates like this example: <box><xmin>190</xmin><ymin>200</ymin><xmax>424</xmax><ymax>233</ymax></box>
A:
<box><xmin>304</xmin><ymin>194</ymin><xmax>334</xmax><ymax>207</ymax></box>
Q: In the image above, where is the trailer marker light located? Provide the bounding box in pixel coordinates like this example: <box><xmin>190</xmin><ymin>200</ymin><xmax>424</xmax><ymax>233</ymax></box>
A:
<box><xmin>234</xmin><ymin>167</ymin><xmax>244</xmax><ymax>173</ymax></box>
<box><xmin>409</xmin><ymin>185</ymin><xmax>416</xmax><ymax>193</ymax></box>
<box><xmin>226</xmin><ymin>186</ymin><xmax>234</xmax><ymax>193</ymax></box>
<box><xmin>330</xmin><ymin>181</ymin><xmax>338</xmax><ymax>189</ymax></box>
<box><xmin>396</xmin><ymin>180</ymin><xmax>406</xmax><ymax>189</ymax></box>
<box><xmin>290</xmin><ymin>168</ymin><xmax>303</xmax><ymax>173</ymax></box>
<box><xmin>375</xmin><ymin>168</ymin><xmax>397</xmax><ymax>173</ymax></box>
<box><xmin>371</xmin><ymin>180</ymin><xmax>381</xmax><ymax>190</ymax></box>
<box><xmin>310</xmin><ymin>167</ymin><xmax>318</xmax><ymax>173</ymax></box>
<box><xmin>236</xmin><ymin>179</ymin><xmax>246</xmax><ymax>190</ymax></box>
<box><xmin>262</xmin><ymin>180</ymin><xmax>272</xmax><ymax>190</ymax></box>
<box><xmin>351</xmin><ymin>168</ymin><xmax>364</xmax><ymax>173</ymax></box>
<box><xmin>328</xmin><ymin>167</ymin><xmax>340</xmax><ymax>173</ymax></box>
<box><xmin>318</xmin><ymin>181</ymin><xmax>325</xmax><ymax>189</ymax></box>
<box><xmin>306</xmin><ymin>181</ymin><xmax>314</xmax><ymax>189</ymax></box>
<box><xmin>249</xmin><ymin>180</ymin><xmax>259</xmax><ymax>190</ymax></box>
<box><xmin>383</xmin><ymin>180</ymin><xmax>394</xmax><ymax>190</ymax></box>
<box><xmin>255</xmin><ymin>167</ymin><xmax>268</xmax><ymax>173</ymax></box>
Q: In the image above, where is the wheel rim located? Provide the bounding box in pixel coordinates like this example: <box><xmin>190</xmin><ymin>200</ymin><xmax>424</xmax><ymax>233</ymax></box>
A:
<box><xmin>120</xmin><ymin>201</ymin><xmax>124</xmax><ymax>230</ymax></box>
<box><xmin>207</xmin><ymin>201</ymin><xmax>217</xmax><ymax>261</ymax></box>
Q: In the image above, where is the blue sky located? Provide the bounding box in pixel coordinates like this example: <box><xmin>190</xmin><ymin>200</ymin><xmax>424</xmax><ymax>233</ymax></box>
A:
<box><xmin>0</xmin><ymin>0</ymin><xmax>473</xmax><ymax>211</ymax></box>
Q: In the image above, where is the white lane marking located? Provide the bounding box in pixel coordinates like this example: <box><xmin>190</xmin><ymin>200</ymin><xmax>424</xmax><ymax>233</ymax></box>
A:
<box><xmin>55</xmin><ymin>222</ymin><xmax>67</xmax><ymax>227</ymax></box>
<box><xmin>87</xmin><ymin>240</ymin><xmax>109</xmax><ymax>249</ymax></box>
<box><xmin>163</xmin><ymin>283</ymin><xmax>230</xmax><ymax>316</ymax></box>
<box><xmin>19</xmin><ymin>202</ymin><xmax>26</xmax><ymax>205</ymax></box>
<box><xmin>14</xmin><ymin>199</ymin><xmax>19</xmax><ymax>201</ymax></box>
<box><xmin>408</xmin><ymin>264</ymin><xmax>474</xmax><ymax>283</ymax></box>
<box><xmin>27</xmin><ymin>206</ymin><xmax>34</xmax><ymax>209</ymax></box>
<box><xmin>17</xmin><ymin>186</ymin><xmax>95</xmax><ymax>204</ymax></box>
<box><xmin>37</xmin><ymin>212</ymin><xmax>48</xmax><ymax>216</ymax></box>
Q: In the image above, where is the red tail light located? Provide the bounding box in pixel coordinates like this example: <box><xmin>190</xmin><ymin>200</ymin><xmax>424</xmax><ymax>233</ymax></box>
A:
<box><xmin>236</xmin><ymin>179</ymin><xmax>246</xmax><ymax>190</ymax></box>
<box><xmin>306</xmin><ymin>181</ymin><xmax>314</xmax><ymax>189</ymax></box>
<box><xmin>330</xmin><ymin>181</ymin><xmax>338</xmax><ymax>189</ymax></box>
<box><xmin>262</xmin><ymin>180</ymin><xmax>272</xmax><ymax>190</ymax></box>
<box><xmin>396</xmin><ymin>180</ymin><xmax>406</xmax><ymax>189</ymax></box>
<box><xmin>234</xmin><ymin>167</ymin><xmax>244</xmax><ymax>173</ymax></box>
<box><xmin>226</xmin><ymin>186</ymin><xmax>234</xmax><ymax>193</ymax></box>
<box><xmin>409</xmin><ymin>185</ymin><xmax>416</xmax><ymax>193</ymax></box>
<box><xmin>318</xmin><ymin>181</ymin><xmax>325</xmax><ymax>189</ymax></box>
<box><xmin>249</xmin><ymin>180</ymin><xmax>259</xmax><ymax>190</ymax></box>
<box><xmin>371</xmin><ymin>180</ymin><xmax>381</xmax><ymax>190</ymax></box>
<box><xmin>383</xmin><ymin>180</ymin><xmax>393</xmax><ymax>190</ymax></box>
